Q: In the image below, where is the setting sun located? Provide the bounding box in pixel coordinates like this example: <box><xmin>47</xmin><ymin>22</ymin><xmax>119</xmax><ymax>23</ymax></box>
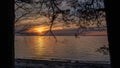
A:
<box><xmin>26</xmin><ymin>26</ymin><xmax>49</xmax><ymax>35</ymax></box>
<box><xmin>26</xmin><ymin>26</ymin><xmax>63</xmax><ymax>35</ymax></box>
<box><xmin>33</xmin><ymin>27</ymin><xmax>49</xmax><ymax>33</ymax></box>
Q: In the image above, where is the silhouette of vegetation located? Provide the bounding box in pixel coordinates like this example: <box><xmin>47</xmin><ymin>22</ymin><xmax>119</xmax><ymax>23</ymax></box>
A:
<box><xmin>96</xmin><ymin>45</ymin><xmax>109</xmax><ymax>55</ymax></box>
<box><xmin>15</xmin><ymin>0</ymin><xmax>106</xmax><ymax>38</ymax></box>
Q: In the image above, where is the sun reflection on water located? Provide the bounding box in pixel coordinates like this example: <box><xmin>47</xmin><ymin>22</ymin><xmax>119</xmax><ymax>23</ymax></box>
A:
<box><xmin>31</xmin><ymin>36</ymin><xmax>46</xmax><ymax>59</ymax></box>
<box><xmin>31</xmin><ymin>36</ymin><xmax>55</xmax><ymax>60</ymax></box>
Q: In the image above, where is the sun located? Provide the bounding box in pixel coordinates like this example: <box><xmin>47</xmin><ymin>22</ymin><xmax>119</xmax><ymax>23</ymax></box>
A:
<box><xmin>26</xmin><ymin>26</ymin><xmax>49</xmax><ymax>35</ymax></box>
<box><xmin>33</xmin><ymin>28</ymin><xmax>46</xmax><ymax>33</ymax></box>
<box><xmin>32</xmin><ymin>27</ymin><xmax>49</xmax><ymax>33</ymax></box>
<box><xmin>26</xmin><ymin>26</ymin><xmax>64</xmax><ymax>35</ymax></box>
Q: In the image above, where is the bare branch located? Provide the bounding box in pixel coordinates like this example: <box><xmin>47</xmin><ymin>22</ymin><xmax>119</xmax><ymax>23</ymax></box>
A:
<box><xmin>15</xmin><ymin>0</ymin><xmax>106</xmax><ymax>38</ymax></box>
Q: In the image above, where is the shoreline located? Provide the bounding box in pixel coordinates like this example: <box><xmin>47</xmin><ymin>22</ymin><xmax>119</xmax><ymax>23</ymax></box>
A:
<box><xmin>15</xmin><ymin>58</ymin><xmax>111</xmax><ymax>68</ymax></box>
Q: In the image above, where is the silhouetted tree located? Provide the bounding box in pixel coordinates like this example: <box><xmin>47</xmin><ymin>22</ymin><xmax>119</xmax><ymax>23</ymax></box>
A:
<box><xmin>15</xmin><ymin>0</ymin><xmax>106</xmax><ymax>38</ymax></box>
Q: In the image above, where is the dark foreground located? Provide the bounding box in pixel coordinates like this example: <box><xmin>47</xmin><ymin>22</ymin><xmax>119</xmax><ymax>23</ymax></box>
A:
<box><xmin>15</xmin><ymin>59</ymin><xmax>111</xmax><ymax>68</ymax></box>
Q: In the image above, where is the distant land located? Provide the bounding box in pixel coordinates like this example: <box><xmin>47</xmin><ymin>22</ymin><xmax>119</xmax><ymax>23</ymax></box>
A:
<box><xmin>16</xmin><ymin>27</ymin><xmax>107</xmax><ymax>36</ymax></box>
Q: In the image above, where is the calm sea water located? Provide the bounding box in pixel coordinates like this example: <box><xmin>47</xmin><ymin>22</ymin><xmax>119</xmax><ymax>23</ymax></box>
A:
<box><xmin>15</xmin><ymin>36</ymin><xmax>110</xmax><ymax>62</ymax></box>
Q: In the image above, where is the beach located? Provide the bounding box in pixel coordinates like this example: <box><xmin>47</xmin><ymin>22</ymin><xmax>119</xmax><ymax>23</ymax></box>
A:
<box><xmin>15</xmin><ymin>59</ymin><xmax>110</xmax><ymax>68</ymax></box>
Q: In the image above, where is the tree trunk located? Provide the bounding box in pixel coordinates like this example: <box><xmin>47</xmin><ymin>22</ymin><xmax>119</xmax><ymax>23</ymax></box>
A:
<box><xmin>1</xmin><ymin>0</ymin><xmax>14</xmax><ymax>68</ymax></box>
<box><xmin>104</xmin><ymin>0</ymin><xmax>118</xmax><ymax>68</ymax></box>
